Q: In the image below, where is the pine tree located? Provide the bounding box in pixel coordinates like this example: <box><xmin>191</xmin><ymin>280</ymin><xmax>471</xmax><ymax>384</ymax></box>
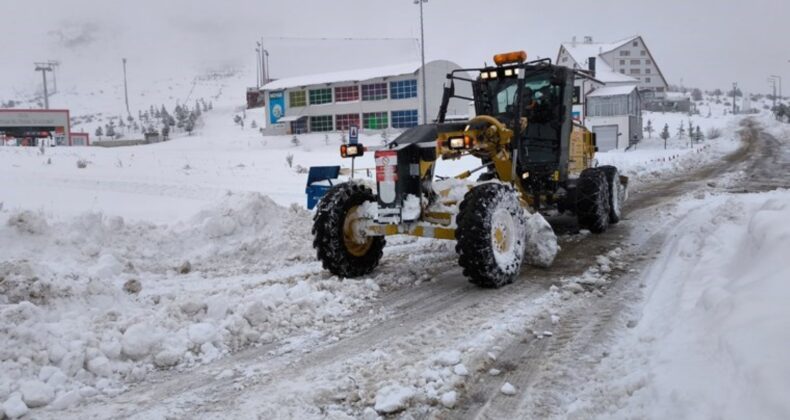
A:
<box><xmin>645</xmin><ymin>120</ymin><xmax>654</xmax><ymax>139</ymax></box>
<box><xmin>677</xmin><ymin>121</ymin><xmax>685</xmax><ymax>139</ymax></box>
<box><xmin>106</xmin><ymin>121</ymin><xmax>116</xmax><ymax>138</ymax></box>
<box><xmin>185</xmin><ymin>112</ymin><xmax>196</xmax><ymax>135</ymax></box>
<box><xmin>250</xmin><ymin>120</ymin><xmax>257</xmax><ymax>129</ymax></box>
<box><xmin>660</xmin><ymin>123</ymin><xmax>670</xmax><ymax>150</ymax></box>
<box><xmin>95</xmin><ymin>126</ymin><xmax>103</xmax><ymax>139</ymax></box>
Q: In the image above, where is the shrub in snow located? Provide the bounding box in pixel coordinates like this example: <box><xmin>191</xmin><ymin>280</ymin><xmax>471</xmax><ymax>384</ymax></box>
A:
<box><xmin>285</xmin><ymin>153</ymin><xmax>294</xmax><ymax>168</ymax></box>
<box><xmin>6</xmin><ymin>211</ymin><xmax>48</xmax><ymax>235</ymax></box>
<box><xmin>294</xmin><ymin>164</ymin><xmax>308</xmax><ymax>174</ymax></box>
<box><xmin>291</xmin><ymin>136</ymin><xmax>300</xmax><ymax>147</ymax></box>
<box><xmin>178</xmin><ymin>260</ymin><xmax>192</xmax><ymax>274</ymax></box>
<box><xmin>707</xmin><ymin>127</ymin><xmax>722</xmax><ymax>139</ymax></box>
<box><xmin>77</xmin><ymin>159</ymin><xmax>88</xmax><ymax>168</ymax></box>
<box><xmin>123</xmin><ymin>278</ymin><xmax>142</xmax><ymax>294</ymax></box>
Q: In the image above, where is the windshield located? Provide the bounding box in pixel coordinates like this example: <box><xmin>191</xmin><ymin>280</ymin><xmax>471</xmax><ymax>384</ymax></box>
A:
<box><xmin>487</xmin><ymin>72</ymin><xmax>554</xmax><ymax>115</ymax></box>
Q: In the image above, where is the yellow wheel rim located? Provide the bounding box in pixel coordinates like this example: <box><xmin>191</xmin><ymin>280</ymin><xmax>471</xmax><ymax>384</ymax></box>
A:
<box><xmin>343</xmin><ymin>205</ymin><xmax>373</xmax><ymax>257</ymax></box>
<box><xmin>494</xmin><ymin>227</ymin><xmax>507</xmax><ymax>252</ymax></box>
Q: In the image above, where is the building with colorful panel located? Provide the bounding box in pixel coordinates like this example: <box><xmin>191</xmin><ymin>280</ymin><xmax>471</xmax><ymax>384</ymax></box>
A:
<box><xmin>260</xmin><ymin>60</ymin><xmax>470</xmax><ymax>135</ymax></box>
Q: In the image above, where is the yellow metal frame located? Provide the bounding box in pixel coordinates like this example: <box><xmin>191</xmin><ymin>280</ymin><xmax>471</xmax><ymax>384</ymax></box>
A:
<box><xmin>362</xmin><ymin>115</ymin><xmax>596</xmax><ymax>242</ymax></box>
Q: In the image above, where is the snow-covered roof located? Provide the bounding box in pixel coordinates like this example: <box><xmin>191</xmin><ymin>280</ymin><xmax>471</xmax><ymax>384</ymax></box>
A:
<box><xmin>665</xmin><ymin>91</ymin><xmax>691</xmax><ymax>101</ymax></box>
<box><xmin>560</xmin><ymin>36</ymin><xmax>640</xmax><ymax>84</ymax></box>
<box><xmin>561</xmin><ymin>36</ymin><xmax>639</xmax><ymax>65</ymax></box>
<box><xmin>588</xmin><ymin>85</ymin><xmax>638</xmax><ymax>98</ymax></box>
<box><xmin>261</xmin><ymin>62</ymin><xmax>423</xmax><ymax>91</ymax></box>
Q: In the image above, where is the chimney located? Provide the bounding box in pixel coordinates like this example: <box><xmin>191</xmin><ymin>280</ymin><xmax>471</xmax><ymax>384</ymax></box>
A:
<box><xmin>588</xmin><ymin>57</ymin><xmax>596</xmax><ymax>77</ymax></box>
<box><xmin>572</xmin><ymin>36</ymin><xmax>577</xmax><ymax>47</ymax></box>
<box><xmin>584</xmin><ymin>36</ymin><xmax>593</xmax><ymax>44</ymax></box>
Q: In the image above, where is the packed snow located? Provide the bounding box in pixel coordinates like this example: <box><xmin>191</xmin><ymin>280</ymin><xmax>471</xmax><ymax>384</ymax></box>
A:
<box><xmin>567</xmin><ymin>190</ymin><xmax>790</xmax><ymax>418</ymax></box>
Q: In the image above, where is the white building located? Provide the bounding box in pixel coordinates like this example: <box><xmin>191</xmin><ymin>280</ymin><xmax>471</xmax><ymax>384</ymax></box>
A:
<box><xmin>556</xmin><ymin>36</ymin><xmax>665</xmax><ymax>150</ymax></box>
<box><xmin>260</xmin><ymin>60</ymin><xmax>469</xmax><ymax>135</ymax></box>
<box><xmin>557</xmin><ymin>35</ymin><xmax>668</xmax><ymax>95</ymax></box>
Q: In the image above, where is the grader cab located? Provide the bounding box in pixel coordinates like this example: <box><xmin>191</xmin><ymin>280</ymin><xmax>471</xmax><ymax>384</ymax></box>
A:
<box><xmin>313</xmin><ymin>51</ymin><xmax>627</xmax><ymax>288</ymax></box>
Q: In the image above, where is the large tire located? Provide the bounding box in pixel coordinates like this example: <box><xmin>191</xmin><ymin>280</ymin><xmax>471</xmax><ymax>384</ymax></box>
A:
<box><xmin>313</xmin><ymin>183</ymin><xmax>385</xmax><ymax>278</ymax></box>
<box><xmin>456</xmin><ymin>183</ymin><xmax>528</xmax><ymax>288</ymax></box>
<box><xmin>598</xmin><ymin>165</ymin><xmax>623</xmax><ymax>224</ymax></box>
<box><xmin>576</xmin><ymin>168</ymin><xmax>611</xmax><ymax>233</ymax></box>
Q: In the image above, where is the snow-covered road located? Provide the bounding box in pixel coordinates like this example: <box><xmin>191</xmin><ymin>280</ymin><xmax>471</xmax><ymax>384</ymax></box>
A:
<box><xmin>62</xmin><ymin>117</ymin><xmax>790</xmax><ymax>420</ymax></box>
<box><xmin>3</xmin><ymin>109</ymin><xmax>788</xmax><ymax>419</ymax></box>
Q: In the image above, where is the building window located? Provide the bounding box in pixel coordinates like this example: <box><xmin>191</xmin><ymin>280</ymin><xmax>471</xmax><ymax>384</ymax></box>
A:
<box><xmin>620</xmin><ymin>50</ymin><xmax>631</xmax><ymax>56</ymax></box>
<box><xmin>620</xmin><ymin>69</ymin><xmax>626</xmax><ymax>74</ymax></box>
<box><xmin>645</xmin><ymin>77</ymin><xmax>652</xmax><ymax>83</ymax></box>
<box><xmin>390</xmin><ymin>80</ymin><xmax>418</xmax><ymax>99</ymax></box>
<box><xmin>561</xmin><ymin>56</ymin><xmax>568</xmax><ymax>63</ymax></box>
<box><xmin>645</xmin><ymin>68</ymin><xmax>652</xmax><ymax>74</ymax></box>
<box><xmin>630</xmin><ymin>69</ymin><xmax>641</xmax><ymax>75</ymax></box>
<box><xmin>391</xmin><ymin>110</ymin><xmax>419</xmax><ymax>128</ymax></box>
<box><xmin>362</xmin><ymin>83</ymin><xmax>388</xmax><ymax>101</ymax></box>
<box><xmin>633</xmin><ymin>41</ymin><xmax>639</xmax><ymax>47</ymax></box>
<box><xmin>309</xmin><ymin>115</ymin><xmax>333</xmax><ymax>132</ymax></box>
<box><xmin>630</xmin><ymin>59</ymin><xmax>640</xmax><ymax>65</ymax></box>
<box><xmin>363</xmin><ymin>112</ymin><xmax>389</xmax><ymax>129</ymax></box>
<box><xmin>646</xmin><ymin>59</ymin><xmax>652</xmax><ymax>65</ymax></box>
<box><xmin>619</xmin><ymin>60</ymin><xmax>625</xmax><ymax>65</ymax></box>
<box><xmin>334</xmin><ymin>86</ymin><xmax>359</xmax><ymax>102</ymax></box>
<box><xmin>641</xmin><ymin>50</ymin><xmax>647</xmax><ymax>56</ymax></box>
<box><xmin>289</xmin><ymin>91</ymin><xmax>306</xmax><ymax>107</ymax></box>
<box><xmin>335</xmin><ymin>113</ymin><xmax>360</xmax><ymax>131</ymax></box>
<box><xmin>309</xmin><ymin>88</ymin><xmax>332</xmax><ymax>105</ymax></box>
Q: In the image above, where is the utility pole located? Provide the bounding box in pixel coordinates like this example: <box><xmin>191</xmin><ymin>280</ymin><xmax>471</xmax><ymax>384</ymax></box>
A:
<box><xmin>255</xmin><ymin>46</ymin><xmax>261</xmax><ymax>88</ymax></box>
<box><xmin>770</xmin><ymin>74</ymin><xmax>783</xmax><ymax>104</ymax></box>
<box><xmin>122</xmin><ymin>58</ymin><xmax>131</xmax><ymax>117</ymax></box>
<box><xmin>263</xmin><ymin>49</ymin><xmax>270</xmax><ymax>85</ymax></box>
<box><xmin>768</xmin><ymin>77</ymin><xmax>778</xmax><ymax>110</ymax></box>
<box><xmin>415</xmin><ymin>0</ymin><xmax>429</xmax><ymax>124</ymax></box>
<box><xmin>732</xmin><ymin>82</ymin><xmax>737</xmax><ymax>115</ymax></box>
<box><xmin>257</xmin><ymin>39</ymin><xmax>266</xmax><ymax>85</ymax></box>
<box><xmin>34</xmin><ymin>62</ymin><xmax>55</xmax><ymax>109</ymax></box>
<box><xmin>48</xmin><ymin>61</ymin><xmax>60</xmax><ymax>94</ymax></box>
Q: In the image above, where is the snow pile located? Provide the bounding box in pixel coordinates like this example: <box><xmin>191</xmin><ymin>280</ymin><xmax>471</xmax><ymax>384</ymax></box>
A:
<box><xmin>524</xmin><ymin>212</ymin><xmax>559</xmax><ymax>268</ymax></box>
<box><xmin>0</xmin><ymin>192</ymin><xmax>383</xmax><ymax>414</ymax></box>
<box><xmin>568</xmin><ymin>189</ymin><xmax>790</xmax><ymax>419</ymax></box>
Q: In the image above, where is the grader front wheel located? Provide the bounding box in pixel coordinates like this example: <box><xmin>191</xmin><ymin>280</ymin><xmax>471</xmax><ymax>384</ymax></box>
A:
<box><xmin>313</xmin><ymin>183</ymin><xmax>385</xmax><ymax>278</ymax></box>
<box><xmin>456</xmin><ymin>183</ymin><xmax>528</xmax><ymax>288</ymax></box>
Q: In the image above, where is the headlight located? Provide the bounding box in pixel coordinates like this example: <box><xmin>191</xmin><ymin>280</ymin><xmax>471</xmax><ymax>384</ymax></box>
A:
<box><xmin>448</xmin><ymin>137</ymin><xmax>465</xmax><ymax>150</ymax></box>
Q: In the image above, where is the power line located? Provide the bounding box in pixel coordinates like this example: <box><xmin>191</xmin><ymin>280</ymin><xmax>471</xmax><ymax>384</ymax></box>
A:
<box><xmin>262</xmin><ymin>36</ymin><xmax>418</xmax><ymax>42</ymax></box>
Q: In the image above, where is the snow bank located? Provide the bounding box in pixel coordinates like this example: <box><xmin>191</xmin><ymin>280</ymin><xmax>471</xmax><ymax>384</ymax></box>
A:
<box><xmin>568</xmin><ymin>189</ymin><xmax>790</xmax><ymax>419</ymax></box>
<box><xmin>0</xmin><ymin>192</ymin><xmax>381</xmax><ymax>413</ymax></box>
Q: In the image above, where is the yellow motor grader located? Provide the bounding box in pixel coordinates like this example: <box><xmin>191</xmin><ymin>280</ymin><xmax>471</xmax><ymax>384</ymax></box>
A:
<box><xmin>313</xmin><ymin>51</ymin><xmax>627</xmax><ymax>288</ymax></box>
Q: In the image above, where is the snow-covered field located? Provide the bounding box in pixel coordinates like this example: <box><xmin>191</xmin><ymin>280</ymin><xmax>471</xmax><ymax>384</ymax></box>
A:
<box><xmin>2</xmin><ymin>73</ymin><xmax>788</xmax><ymax>419</ymax></box>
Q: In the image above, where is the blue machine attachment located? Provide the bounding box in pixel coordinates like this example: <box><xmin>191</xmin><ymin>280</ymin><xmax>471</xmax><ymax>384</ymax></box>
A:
<box><xmin>305</xmin><ymin>166</ymin><xmax>341</xmax><ymax>210</ymax></box>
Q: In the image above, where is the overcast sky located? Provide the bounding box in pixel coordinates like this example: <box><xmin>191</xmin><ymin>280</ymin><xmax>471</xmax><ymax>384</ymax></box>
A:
<box><xmin>2</xmin><ymin>0</ymin><xmax>789</xmax><ymax>96</ymax></box>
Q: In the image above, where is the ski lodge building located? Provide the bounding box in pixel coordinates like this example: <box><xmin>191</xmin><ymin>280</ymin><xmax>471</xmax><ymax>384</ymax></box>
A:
<box><xmin>557</xmin><ymin>36</ymin><xmax>668</xmax><ymax>151</ymax></box>
<box><xmin>259</xmin><ymin>60</ymin><xmax>470</xmax><ymax>135</ymax></box>
<box><xmin>0</xmin><ymin>109</ymin><xmax>88</xmax><ymax>146</ymax></box>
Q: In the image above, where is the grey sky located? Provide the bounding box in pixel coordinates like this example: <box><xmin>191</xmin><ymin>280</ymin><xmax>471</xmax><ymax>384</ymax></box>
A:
<box><xmin>2</xmin><ymin>0</ymin><xmax>789</xmax><ymax>95</ymax></box>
